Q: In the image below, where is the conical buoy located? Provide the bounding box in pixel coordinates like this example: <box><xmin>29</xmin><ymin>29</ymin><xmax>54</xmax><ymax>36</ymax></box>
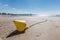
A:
<box><xmin>13</xmin><ymin>20</ymin><xmax>26</xmax><ymax>32</ymax></box>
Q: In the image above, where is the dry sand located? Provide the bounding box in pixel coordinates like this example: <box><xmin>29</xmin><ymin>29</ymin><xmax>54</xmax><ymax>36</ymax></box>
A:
<box><xmin>0</xmin><ymin>15</ymin><xmax>60</xmax><ymax>40</ymax></box>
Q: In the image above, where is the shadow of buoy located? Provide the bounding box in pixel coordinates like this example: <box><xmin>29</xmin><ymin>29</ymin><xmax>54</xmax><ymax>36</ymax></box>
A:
<box><xmin>6</xmin><ymin>30</ymin><xmax>25</xmax><ymax>38</ymax></box>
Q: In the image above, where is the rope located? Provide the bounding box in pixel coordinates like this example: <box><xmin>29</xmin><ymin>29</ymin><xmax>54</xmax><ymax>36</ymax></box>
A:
<box><xmin>26</xmin><ymin>20</ymin><xmax>48</xmax><ymax>29</ymax></box>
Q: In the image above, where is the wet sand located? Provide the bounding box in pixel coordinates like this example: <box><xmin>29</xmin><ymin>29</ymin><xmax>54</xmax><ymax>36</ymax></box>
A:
<box><xmin>0</xmin><ymin>15</ymin><xmax>60</xmax><ymax>40</ymax></box>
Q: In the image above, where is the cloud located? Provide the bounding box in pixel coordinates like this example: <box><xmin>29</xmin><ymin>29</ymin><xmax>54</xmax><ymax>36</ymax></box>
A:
<box><xmin>12</xmin><ymin>8</ymin><xmax>16</xmax><ymax>10</ymax></box>
<box><xmin>0</xmin><ymin>3</ymin><xmax>31</xmax><ymax>14</ymax></box>
<box><xmin>0</xmin><ymin>3</ymin><xmax>2</xmax><ymax>5</ymax></box>
<box><xmin>4</xmin><ymin>4</ymin><xmax>8</xmax><ymax>6</ymax></box>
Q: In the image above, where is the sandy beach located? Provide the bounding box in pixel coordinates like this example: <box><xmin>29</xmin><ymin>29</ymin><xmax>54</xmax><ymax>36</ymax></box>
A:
<box><xmin>0</xmin><ymin>15</ymin><xmax>60</xmax><ymax>40</ymax></box>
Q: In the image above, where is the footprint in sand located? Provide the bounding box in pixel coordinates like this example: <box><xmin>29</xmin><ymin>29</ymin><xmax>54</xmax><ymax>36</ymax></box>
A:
<box><xmin>0</xmin><ymin>38</ymin><xmax>2</xmax><ymax>40</ymax></box>
<box><xmin>36</xmin><ymin>33</ymin><xmax>42</xmax><ymax>37</ymax></box>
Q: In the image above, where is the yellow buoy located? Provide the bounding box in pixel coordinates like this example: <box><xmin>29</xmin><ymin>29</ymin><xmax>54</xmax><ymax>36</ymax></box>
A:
<box><xmin>13</xmin><ymin>20</ymin><xmax>26</xmax><ymax>32</ymax></box>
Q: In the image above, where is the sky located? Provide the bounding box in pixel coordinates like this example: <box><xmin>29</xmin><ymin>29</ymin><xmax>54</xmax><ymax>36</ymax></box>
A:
<box><xmin>0</xmin><ymin>0</ymin><xmax>60</xmax><ymax>15</ymax></box>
